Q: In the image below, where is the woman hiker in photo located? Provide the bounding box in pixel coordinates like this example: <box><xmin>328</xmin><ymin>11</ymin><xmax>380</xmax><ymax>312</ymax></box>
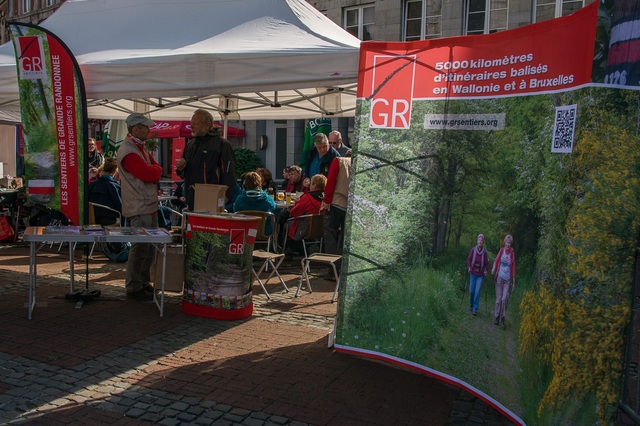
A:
<box><xmin>491</xmin><ymin>234</ymin><xmax>516</xmax><ymax>328</ymax></box>
<box><xmin>466</xmin><ymin>233</ymin><xmax>489</xmax><ymax>316</ymax></box>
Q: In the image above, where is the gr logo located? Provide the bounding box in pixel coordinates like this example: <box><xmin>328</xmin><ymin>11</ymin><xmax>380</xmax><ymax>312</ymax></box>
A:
<box><xmin>17</xmin><ymin>35</ymin><xmax>47</xmax><ymax>80</ymax></box>
<box><xmin>369</xmin><ymin>55</ymin><xmax>416</xmax><ymax>129</ymax></box>
<box><xmin>229</xmin><ymin>229</ymin><xmax>245</xmax><ymax>254</ymax></box>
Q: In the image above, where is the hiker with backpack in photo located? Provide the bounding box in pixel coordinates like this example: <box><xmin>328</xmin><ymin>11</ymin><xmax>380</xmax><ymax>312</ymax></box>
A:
<box><xmin>466</xmin><ymin>233</ymin><xmax>489</xmax><ymax>316</ymax></box>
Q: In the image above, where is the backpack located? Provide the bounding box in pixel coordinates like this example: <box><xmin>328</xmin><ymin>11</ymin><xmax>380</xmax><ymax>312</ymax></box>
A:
<box><xmin>103</xmin><ymin>242</ymin><xmax>130</xmax><ymax>262</ymax></box>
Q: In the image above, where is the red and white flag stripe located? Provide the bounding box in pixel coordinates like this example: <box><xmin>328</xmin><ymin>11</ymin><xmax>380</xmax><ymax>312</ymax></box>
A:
<box><xmin>28</xmin><ymin>179</ymin><xmax>55</xmax><ymax>194</ymax></box>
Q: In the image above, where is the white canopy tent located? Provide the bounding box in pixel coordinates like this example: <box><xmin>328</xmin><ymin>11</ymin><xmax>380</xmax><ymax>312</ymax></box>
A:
<box><xmin>0</xmin><ymin>0</ymin><xmax>360</xmax><ymax>121</ymax></box>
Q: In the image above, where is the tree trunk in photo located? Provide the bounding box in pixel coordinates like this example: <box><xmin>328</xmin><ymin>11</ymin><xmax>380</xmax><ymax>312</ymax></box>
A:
<box><xmin>435</xmin><ymin>197</ymin><xmax>451</xmax><ymax>255</ymax></box>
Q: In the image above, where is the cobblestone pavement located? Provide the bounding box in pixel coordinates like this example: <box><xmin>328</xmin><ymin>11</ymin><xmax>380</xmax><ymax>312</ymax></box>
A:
<box><xmin>0</xmin><ymin>243</ymin><xmax>516</xmax><ymax>425</ymax></box>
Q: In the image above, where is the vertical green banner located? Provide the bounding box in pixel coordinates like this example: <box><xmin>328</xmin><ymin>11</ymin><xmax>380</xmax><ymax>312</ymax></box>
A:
<box><xmin>9</xmin><ymin>22</ymin><xmax>87</xmax><ymax>225</ymax></box>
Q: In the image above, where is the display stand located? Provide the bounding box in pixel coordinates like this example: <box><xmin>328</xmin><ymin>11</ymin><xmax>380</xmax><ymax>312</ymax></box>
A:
<box><xmin>182</xmin><ymin>212</ymin><xmax>259</xmax><ymax>320</ymax></box>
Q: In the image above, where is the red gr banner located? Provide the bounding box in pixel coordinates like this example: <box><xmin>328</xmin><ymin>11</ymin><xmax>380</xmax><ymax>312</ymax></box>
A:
<box><xmin>9</xmin><ymin>23</ymin><xmax>87</xmax><ymax>225</ymax></box>
<box><xmin>357</xmin><ymin>2</ymin><xmax>597</xmax><ymax>128</ymax></box>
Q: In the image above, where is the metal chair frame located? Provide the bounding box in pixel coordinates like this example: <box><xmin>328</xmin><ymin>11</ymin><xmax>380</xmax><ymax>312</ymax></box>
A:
<box><xmin>251</xmin><ymin>249</ymin><xmax>289</xmax><ymax>299</ymax></box>
<box><xmin>298</xmin><ymin>253</ymin><xmax>341</xmax><ymax>303</ymax></box>
<box><xmin>281</xmin><ymin>212</ymin><xmax>324</xmax><ymax>258</ymax></box>
<box><xmin>86</xmin><ymin>202</ymin><xmax>122</xmax><ymax>258</ymax></box>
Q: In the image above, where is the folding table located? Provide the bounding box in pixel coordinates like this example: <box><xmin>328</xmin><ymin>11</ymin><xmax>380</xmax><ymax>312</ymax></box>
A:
<box><xmin>23</xmin><ymin>226</ymin><xmax>173</xmax><ymax>319</ymax></box>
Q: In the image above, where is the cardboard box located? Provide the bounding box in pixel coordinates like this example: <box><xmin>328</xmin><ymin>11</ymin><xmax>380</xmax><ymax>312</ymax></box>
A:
<box><xmin>154</xmin><ymin>247</ymin><xmax>184</xmax><ymax>293</ymax></box>
<box><xmin>194</xmin><ymin>184</ymin><xmax>227</xmax><ymax>213</ymax></box>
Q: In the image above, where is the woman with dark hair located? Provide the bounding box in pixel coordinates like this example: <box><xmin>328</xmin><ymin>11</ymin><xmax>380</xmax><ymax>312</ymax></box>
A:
<box><xmin>466</xmin><ymin>233</ymin><xmax>489</xmax><ymax>316</ymax></box>
<box><xmin>256</xmin><ymin>167</ymin><xmax>278</xmax><ymax>199</ymax></box>
<box><xmin>88</xmin><ymin>158</ymin><xmax>122</xmax><ymax>225</ymax></box>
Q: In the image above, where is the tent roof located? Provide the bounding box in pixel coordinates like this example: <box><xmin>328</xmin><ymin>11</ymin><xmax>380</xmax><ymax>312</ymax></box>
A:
<box><xmin>0</xmin><ymin>109</ymin><xmax>20</xmax><ymax>125</ymax></box>
<box><xmin>0</xmin><ymin>0</ymin><xmax>360</xmax><ymax>120</ymax></box>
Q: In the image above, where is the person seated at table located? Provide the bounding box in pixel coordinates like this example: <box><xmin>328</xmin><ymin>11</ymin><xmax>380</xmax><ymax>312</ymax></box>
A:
<box><xmin>157</xmin><ymin>203</ymin><xmax>173</xmax><ymax>230</ymax></box>
<box><xmin>87</xmin><ymin>137</ymin><xmax>104</xmax><ymax>182</ymax></box>
<box><xmin>285</xmin><ymin>165</ymin><xmax>308</xmax><ymax>193</ymax></box>
<box><xmin>233</xmin><ymin>172</ymin><xmax>278</xmax><ymax>235</ymax></box>
<box><xmin>170</xmin><ymin>181</ymin><xmax>188</xmax><ymax>213</ymax></box>
<box><xmin>280</xmin><ymin>167</ymin><xmax>290</xmax><ymax>190</ymax></box>
<box><xmin>256</xmin><ymin>167</ymin><xmax>278</xmax><ymax>199</ymax></box>
<box><xmin>88</xmin><ymin>158</ymin><xmax>122</xmax><ymax>226</ymax></box>
<box><xmin>280</xmin><ymin>174</ymin><xmax>326</xmax><ymax>255</ymax></box>
<box><xmin>225</xmin><ymin>182</ymin><xmax>243</xmax><ymax>212</ymax></box>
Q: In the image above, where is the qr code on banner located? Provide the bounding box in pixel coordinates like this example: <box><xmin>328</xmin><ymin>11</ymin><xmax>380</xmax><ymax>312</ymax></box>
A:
<box><xmin>551</xmin><ymin>104</ymin><xmax>577</xmax><ymax>153</ymax></box>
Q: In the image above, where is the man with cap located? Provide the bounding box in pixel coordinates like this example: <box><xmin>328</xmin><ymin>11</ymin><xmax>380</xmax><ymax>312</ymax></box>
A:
<box><xmin>175</xmin><ymin>108</ymin><xmax>237</xmax><ymax>211</ymax></box>
<box><xmin>117</xmin><ymin>113</ymin><xmax>163</xmax><ymax>299</ymax></box>
<box><xmin>328</xmin><ymin>130</ymin><xmax>351</xmax><ymax>157</ymax></box>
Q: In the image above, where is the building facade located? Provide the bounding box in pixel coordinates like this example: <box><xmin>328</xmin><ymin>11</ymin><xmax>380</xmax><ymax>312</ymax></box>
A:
<box><xmin>308</xmin><ymin>0</ymin><xmax>594</xmax><ymax>41</ymax></box>
<box><xmin>0</xmin><ymin>0</ymin><xmax>63</xmax><ymax>44</ymax></box>
<box><xmin>1</xmin><ymin>0</ymin><xmax>596</xmax><ymax>44</ymax></box>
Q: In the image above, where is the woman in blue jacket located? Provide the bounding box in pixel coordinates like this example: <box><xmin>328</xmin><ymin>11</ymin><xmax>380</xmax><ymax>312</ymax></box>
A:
<box><xmin>233</xmin><ymin>172</ymin><xmax>278</xmax><ymax>235</ymax></box>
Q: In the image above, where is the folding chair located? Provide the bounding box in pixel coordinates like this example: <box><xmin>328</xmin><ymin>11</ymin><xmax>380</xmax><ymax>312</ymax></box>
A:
<box><xmin>86</xmin><ymin>202</ymin><xmax>122</xmax><ymax>258</ymax></box>
<box><xmin>298</xmin><ymin>253</ymin><xmax>341</xmax><ymax>303</ymax></box>
<box><xmin>160</xmin><ymin>205</ymin><xmax>185</xmax><ymax>250</ymax></box>
<box><xmin>252</xmin><ymin>250</ymin><xmax>289</xmax><ymax>299</ymax></box>
<box><xmin>281</xmin><ymin>212</ymin><xmax>324</xmax><ymax>258</ymax></box>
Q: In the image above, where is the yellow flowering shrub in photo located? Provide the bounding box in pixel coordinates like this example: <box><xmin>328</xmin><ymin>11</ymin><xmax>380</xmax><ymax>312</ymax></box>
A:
<box><xmin>520</xmin><ymin>122</ymin><xmax>639</xmax><ymax>423</ymax></box>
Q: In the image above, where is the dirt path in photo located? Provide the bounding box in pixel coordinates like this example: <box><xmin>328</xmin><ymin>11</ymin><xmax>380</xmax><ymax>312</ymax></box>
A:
<box><xmin>461</xmin><ymin>283</ymin><xmax>522</xmax><ymax>414</ymax></box>
<box><xmin>425</xmin><ymin>280</ymin><xmax>523</xmax><ymax>417</ymax></box>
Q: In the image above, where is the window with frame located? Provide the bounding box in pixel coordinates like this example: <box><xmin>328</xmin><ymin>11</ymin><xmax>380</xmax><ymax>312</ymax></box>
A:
<box><xmin>404</xmin><ymin>0</ymin><xmax>442</xmax><ymax>41</ymax></box>
<box><xmin>44</xmin><ymin>0</ymin><xmax>56</xmax><ymax>7</ymax></box>
<box><xmin>534</xmin><ymin>0</ymin><xmax>585</xmax><ymax>23</ymax></box>
<box><xmin>344</xmin><ymin>4</ymin><xmax>375</xmax><ymax>41</ymax></box>
<box><xmin>466</xmin><ymin>0</ymin><xmax>509</xmax><ymax>35</ymax></box>
<box><xmin>20</xmin><ymin>0</ymin><xmax>31</xmax><ymax>13</ymax></box>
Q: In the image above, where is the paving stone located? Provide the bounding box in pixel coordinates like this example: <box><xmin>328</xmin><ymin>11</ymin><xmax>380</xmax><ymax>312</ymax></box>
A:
<box><xmin>155</xmin><ymin>398</ymin><xmax>173</xmax><ymax>407</ymax></box>
<box><xmin>182</xmin><ymin>396</ymin><xmax>202</xmax><ymax>405</ymax></box>
<box><xmin>177</xmin><ymin>412</ymin><xmax>198</xmax><ymax>422</ymax></box>
<box><xmin>223</xmin><ymin>413</ymin><xmax>245</xmax><ymax>423</ymax></box>
<box><xmin>162</xmin><ymin>408</ymin><xmax>181</xmax><ymax>418</ymax></box>
<box><xmin>242</xmin><ymin>418</ymin><xmax>266</xmax><ymax>426</ymax></box>
<box><xmin>249</xmin><ymin>412</ymin><xmax>270</xmax><ymax>420</ymax></box>
<box><xmin>215</xmin><ymin>403</ymin><xmax>233</xmax><ymax>413</ymax></box>
<box><xmin>140</xmin><ymin>412</ymin><xmax>165</xmax><ymax>423</ymax></box>
<box><xmin>169</xmin><ymin>401</ymin><xmax>190</xmax><ymax>411</ymax></box>
<box><xmin>267</xmin><ymin>416</ymin><xmax>289</xmax><ymax>425</ymax></box>
<box><xmin>126</xmin><ymin>407</ymin><xmax>147</xmax><ymax>418</ymax></box>
<box><xmin>202</xmin><ymin>410</ymin><xmax>225</xmax><ymax>421</ymax></box>
<box><xmin>118</xmin><ymin>398</ymin><xmax>138</xmax><ymax>407</ymax></box>
<box><xmin>158</xmin><ymin>418</ymin><xmax>181</xmax><ymax>426</ymax></box>
<box><xmin>230</xmin><ymin>407</ymin><xmax>251</xmax><ymax>416</ymax></box>
<box><xmin>187</xmin><ymin>405</ymin><xmax>205</xmax><ymax>416</ymax></box>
